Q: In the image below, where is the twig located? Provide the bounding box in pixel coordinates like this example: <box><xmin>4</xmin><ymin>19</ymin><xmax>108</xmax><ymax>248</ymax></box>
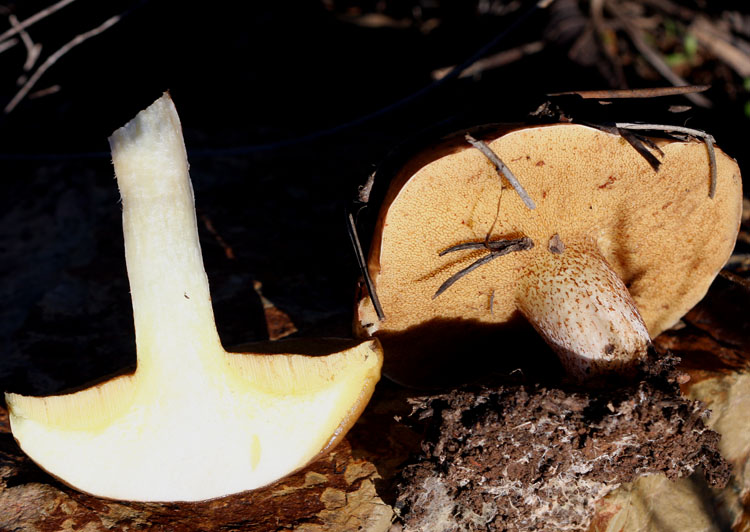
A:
<box><xmin>4</xmin><ymin>14</ymin><xmax>121</xmax><ymax>114</ymax></box>
<box><xmin>615</xmin><ymin>122</ymin><xmax>717</xmax><ymax>197</ymax></box>
<box><xmin>434</xmin><ymin>252</ymin><xmax>505</xmax><ymax>299</ymax></box>
<box><xmin>433</xmin><ymin>237</ymin><xmax>533</xmax><ymax>299</ymax></box>
<box><xmin>615</xmin><ymin>123</ymin><xmax>715</xmax><ymax>141</ymax></box>
<box><xmin>465</xmin><ymin>134</ymin><xmax>536</xmax><ymax>210</ymax></box>
<box><xmin>439</xmin><ymin>237</ymin><xmax>532</xmax><ymax>256</ymax></box>
<box><xmin>548</xmin><ymin>85</ymin><xmax>710</xmax><ymax>99</ymax></box>
<box><xmin>0</xmin><ymin>0</ymin><xmax>78</xmax><ymax>45</ymax></box>
<box><xmin>617</xmin><ymin>128</ymin><xmax>662</xmax><ymax>172</ymax></box>
<box><xmin>9</xmin><ymin>14</ymin><xmax>42</xmax><ymax>73</ymax></box>
<box><xmin>605</xmin><ymin>0</ymin><xmax>712</xmax><ymax>108</ymax></box>
<box><xmin>347</xmin><ymin>212</ymin><xmax>385</xmax><ymax>321</ymax></box>
<box><xmin>28</xmin><ymin>85</ymin><xmax>61</xmax><ymax>99</ymax></box>
<box><xmin>637</xmin><ymin>134</ymin><xmax>665</xmax><ymax>157</ymax></box>
<box><xmin>0</xmin><ymin>37</ymin><xmax>17</xmax><ymax>55</ymax></box>
<box><xmin>705</xmin><ymin>135</ymin><xmax>717</xmax><ymax>199</ymax></box>
<box><xmin>432</xmin><ymin>41</ymin><xmax>545</xmax><ymax>80</ymax></box>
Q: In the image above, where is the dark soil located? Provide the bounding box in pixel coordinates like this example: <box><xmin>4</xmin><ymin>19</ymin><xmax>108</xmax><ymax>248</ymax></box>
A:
<box><xmin>394</xmin><ymin>354</ymin><xmax>730</xmax><ymax>532</ymax></box>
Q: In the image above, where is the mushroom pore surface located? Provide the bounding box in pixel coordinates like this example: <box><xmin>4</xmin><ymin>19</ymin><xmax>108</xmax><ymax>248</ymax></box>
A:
<box><xmin>357</xmin><ymin>124</ymin><xmax>742</xmax><ymax>382</ymax></box>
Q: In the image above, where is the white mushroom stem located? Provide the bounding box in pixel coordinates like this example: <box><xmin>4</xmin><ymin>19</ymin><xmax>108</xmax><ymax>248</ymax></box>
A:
<box><xmin>111</xmin><ymin>96</ymin><xmax>222</xmax><ymax>380</ymax></box>
<box><xmin>517</xmin><ymin>239</ymin><xmax>651</xmax><ymax>381</ymax></box>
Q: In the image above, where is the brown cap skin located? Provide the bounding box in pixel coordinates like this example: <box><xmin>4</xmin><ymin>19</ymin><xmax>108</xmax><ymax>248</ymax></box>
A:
<box><xmin>356</xmin><ymin>123</ymin><xmax>743</xmax><ymax>385</ymax></box>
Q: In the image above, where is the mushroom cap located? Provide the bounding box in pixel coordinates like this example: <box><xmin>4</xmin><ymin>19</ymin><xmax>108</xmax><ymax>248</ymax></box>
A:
<box><xmin>357</xmin><ymin>123</ymin><xmax>742</xmax><ymax>381</ymax></box>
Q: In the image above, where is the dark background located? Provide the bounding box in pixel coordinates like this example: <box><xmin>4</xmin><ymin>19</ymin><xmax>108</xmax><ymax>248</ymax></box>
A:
<box><xmin>1</xmin><ymin>0</ymin><xmax>749</xmax><ymax>396</ymax></box>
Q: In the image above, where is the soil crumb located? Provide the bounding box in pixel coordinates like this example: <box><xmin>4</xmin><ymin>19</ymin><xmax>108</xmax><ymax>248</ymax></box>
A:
<box><xmin>394</xmin><ymin>354</ymin><xmax>730</xmax><ymax>532</ymax></box>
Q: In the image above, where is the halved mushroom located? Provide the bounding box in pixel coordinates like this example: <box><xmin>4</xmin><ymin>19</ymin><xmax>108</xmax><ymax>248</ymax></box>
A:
<box><xmin>5</xmin><ymin>94</ymin><xmax>383</xmax><ymax>502</ymax></box>
<box><xmin>356</xmin><ymin>123</ymin><xmax>742</xmax><ymax>384</ymax></box>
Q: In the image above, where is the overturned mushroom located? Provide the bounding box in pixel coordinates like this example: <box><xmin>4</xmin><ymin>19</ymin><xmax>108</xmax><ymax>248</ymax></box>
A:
<box><xmin>5</xmin><ymin>94</ymin><xmax>383</xmax><ymax>502</ymax></box>
<box><xmin>356</xmin><ymin>123</ymin><xmax>741</xmax><ymax>384</ymax></box>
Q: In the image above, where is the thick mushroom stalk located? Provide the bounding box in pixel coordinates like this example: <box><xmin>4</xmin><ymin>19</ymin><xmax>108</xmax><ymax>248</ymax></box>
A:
<box><xmin>114</xmin><ymin>91</ymin><xmax>224</xmax><ymax>380</ymax></box>
<box><xmin>518</xmin><ymin>239</ymin><xmax>650</xmax><ymax>380</ymax></box>
<box><xmin>5</xmin><ymin>94</ymin><xmax>383</xmax><ymax>502</ymax></box>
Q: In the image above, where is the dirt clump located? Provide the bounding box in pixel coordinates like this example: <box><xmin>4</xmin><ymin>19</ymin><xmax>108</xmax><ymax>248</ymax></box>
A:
<box><xmin>394</xmin><ymin>354</ymin><xmax>730</xmax><ymax>531</ymax></box>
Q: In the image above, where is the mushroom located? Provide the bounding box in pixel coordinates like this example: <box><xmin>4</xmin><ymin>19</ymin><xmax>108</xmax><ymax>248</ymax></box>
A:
<box><xmin>355</xmin><ymin>123</ymin><xmax>741</xmax><ymax>384</ymax></box>
<box><xmin>5</xmin><ymin>94</ymin><xmax>383</xmax><ymax>502</ymax></box>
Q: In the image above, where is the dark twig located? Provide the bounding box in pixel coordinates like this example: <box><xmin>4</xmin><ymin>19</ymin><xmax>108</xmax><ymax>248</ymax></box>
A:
<box><xmin>548</xmin><ymin>85</ymin><xmax>710</xmax><ymax>99</ymax></box>
<box><xmin>433</xmin><ymin>237</ymin><xmax>533</xmax><ymax>299</ymax></box>
<box><xmin>465</xmin><ymin>134</ymin><xmax>536</xmax><ymax>210</ymax></box>
<box><xmin>636</xmin><ymin>134</ymin><xmax>665</xmax><ymax>157</ymax></box>
<box><xmin>617</xmin><ymin>128</ymin><xmax>662</xmax><ymax>172</ymax></box>
<box><xmin>347</xmin><ymin>212</ymin><xmax>385</xmax><ymax>320</ymax></box>
<box><xmin>433</xmin><ymin>252</ymin><xmax>506</xmax><ymax>299</ymax></box>
<box><xmin>439</xmin><ymin>237</ymin><xmax>532</xmax><ymax>256</ymax></box>
<box><xmin>615</xmin><ymin>123</ymin><xmax>718</xmax><ymax>198</ymax></box>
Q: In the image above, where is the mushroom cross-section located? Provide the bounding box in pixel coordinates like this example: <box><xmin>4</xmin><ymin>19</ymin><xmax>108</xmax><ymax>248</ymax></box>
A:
<box><xmin>356</xmin><ymin>124</ymin><xmax>741</xmax><ymax>384</ymax></box>
<box><xmin>5</xmin><ymin>94</ymin><xmax>383</xmax><ymax>502</ymax></box>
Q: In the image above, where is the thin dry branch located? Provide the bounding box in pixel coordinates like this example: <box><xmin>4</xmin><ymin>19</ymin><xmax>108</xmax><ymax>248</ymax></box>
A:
<box><xmin>465</xmin><ymin>134</ymin><xmax>536</xmax><ymax>210</ymax></box>
<box><xmin>0</xmin><ymin>0</ymin><xmax>78</xmax><ymax>45</ymax></box>
<box><xmin>617</xmin><ymin>127</ymin><xmax>662</xmax><ymax>172</ymax></box>
<box><xmin>432</xmin><ymin>41</ymin><xmax>545</xmax><ymax>80</ymax></box>
<box><xmin>0</xmin><ymin>37</ymin><xmax>17</xmax><ymax>55</ymax></box>
<box><xmin>433</xmin><ymin>237</ymin><xmax>534</xmax><ymax>299</ymax></box>
<box><xmin>548</xmin><ymin>85</ymin><xmax>710</xmax><ymax>99</ymax></box>
<box><xmin>347</xmin><ymin>212</ymin><xmax>385</xmax><ymax>321</ymax></box>
<box><xmin>28</xmin><ymin>85</ymin><xmax>61</xmax><ymax>99</ymax></box>
<box><xmin>615</xmin><ymin>123</ymin><xmax>718</xmax><ymax>198</ymax></box>
<box><xmin>4</xmin><ymin>13</ymin><xmax>121</xmax><ymax>114</ymax></box>
<box><xmin>9</xmin><ymin>14</ymin><xmax>42</xmax><ymax>74</ymax></box>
